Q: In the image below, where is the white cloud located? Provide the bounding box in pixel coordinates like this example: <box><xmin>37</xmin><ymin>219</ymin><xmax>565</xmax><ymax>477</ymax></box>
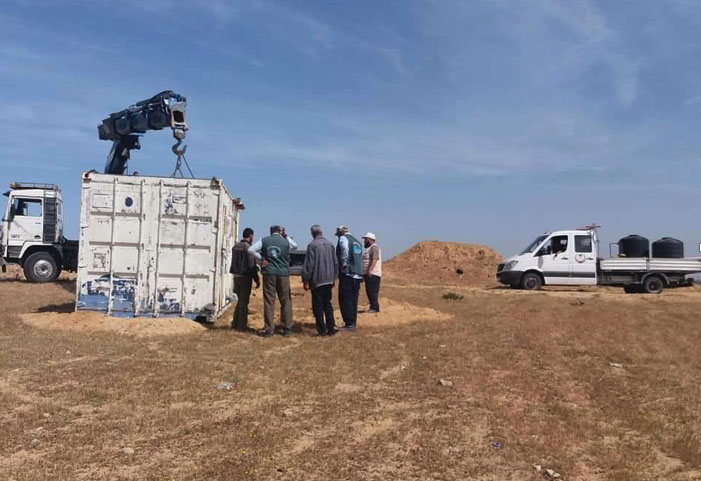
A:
<box><xmin>521</xmin><ymin>0</ymin><xmax>641</xmax><ymax>107</ymax></box>
<box><xmin>684</xmin><ymin>95</ymin><xmax>701</xmax><ymax>107</ymax></box>
<box><xmin>189</xmin><ymin>103</ymin><xmax>655</xmax><ymax>179</ymax></box>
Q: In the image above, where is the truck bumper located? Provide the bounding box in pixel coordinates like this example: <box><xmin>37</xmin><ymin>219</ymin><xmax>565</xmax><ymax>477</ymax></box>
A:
<box><xmin>497</xmin><ymin>270</ymin><xmax>523</xmax><ymax>286</ymax></box>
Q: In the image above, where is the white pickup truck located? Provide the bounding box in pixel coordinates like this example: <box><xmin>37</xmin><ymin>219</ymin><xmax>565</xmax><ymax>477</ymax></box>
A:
<box><xmin>496</xmin><ymin>228</ymin><xmax>701</xmax><ymax>294</ymax></box>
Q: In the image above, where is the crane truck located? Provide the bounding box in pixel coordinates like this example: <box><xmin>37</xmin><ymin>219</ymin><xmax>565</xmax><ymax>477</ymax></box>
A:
<box><xmin>1</xmin><ymin>91</ymin><xmax>189</xmax><ymax>282</ymax></box>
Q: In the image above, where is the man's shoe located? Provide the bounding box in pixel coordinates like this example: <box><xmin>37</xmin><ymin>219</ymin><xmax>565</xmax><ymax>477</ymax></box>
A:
<box><xmin>314</xmin><ymin>332</ymin><xmax>327</xmax><ymax>337</ymax></box>
<box><xmin>366</xmin><ymin>309</ymin><xmax>379</xmax><ymax>314</ymax></box>
<box><xmin>341</xmin><ymin>325</ymin><xmax>356</xmax><ymax>332</ymax></box>
<box><xmin>258</xmin><ymin>330</ymin><xmax>273</xmax><ymax>338</ymax></box>
<box><xmin>327</xmin><ymin>328</ymin><xmax>338</xmax><ymax>336</ymax></box>
<box><xmin>281</xmin><ymin>329</ymin><xmax>292</xmax><ymax>337</ymax></box>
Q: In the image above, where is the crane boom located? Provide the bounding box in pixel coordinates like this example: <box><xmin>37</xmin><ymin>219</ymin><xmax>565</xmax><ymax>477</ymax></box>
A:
<box><xmin>97</xmin><ymin>91</ymin><xmax>188</xmax><ymax>175</ymax></box>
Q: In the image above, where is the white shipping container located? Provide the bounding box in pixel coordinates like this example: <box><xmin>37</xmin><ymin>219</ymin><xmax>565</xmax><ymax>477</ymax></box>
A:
<box><xmin>76</xmin><ymin>172</ymin><xmax>243</xmax><ymax>320</ymax></box>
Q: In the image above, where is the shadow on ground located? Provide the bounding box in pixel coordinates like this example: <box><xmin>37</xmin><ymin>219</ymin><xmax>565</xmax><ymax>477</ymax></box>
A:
<box><xmin>36</xmin><ymin>302</ymin><xmax>74</xmax><ymax>314</ymax></box>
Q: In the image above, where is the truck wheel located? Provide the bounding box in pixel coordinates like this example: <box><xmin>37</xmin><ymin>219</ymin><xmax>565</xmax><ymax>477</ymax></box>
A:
<box><xmin>23</xmin><ymin>252</ymin><xmax>59</xmax><ymax>283</ymax></box>
<box><xmin>520</xmin><ymin>272</ymin><xmax>542</xmax><ymax>290</ymax></box>
<box><xmin>642</xmin><ymin>276</ymin><xmax>664</xmax><ymax>294</ymax></box>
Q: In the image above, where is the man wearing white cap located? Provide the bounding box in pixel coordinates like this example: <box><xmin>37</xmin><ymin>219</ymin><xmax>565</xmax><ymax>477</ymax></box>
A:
<box><xmin>362</xmin><ymin>232</ymin><xmax>382</xmax><ymax>313</ymax></box>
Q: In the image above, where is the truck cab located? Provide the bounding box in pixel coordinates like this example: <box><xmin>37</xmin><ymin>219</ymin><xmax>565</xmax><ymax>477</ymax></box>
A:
<box><xmin>497</xmin><ymin>229</ymin><xmax>598</xmax><ymax>290</ymax></box>
<box><xmin>1</xmin><ymin>183</ymin><xmax>77</xmax><ymax>282</ymax></box>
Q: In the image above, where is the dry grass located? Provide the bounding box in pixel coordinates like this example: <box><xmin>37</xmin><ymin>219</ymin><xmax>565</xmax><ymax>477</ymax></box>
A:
<box><xmin>1</xmin><ymin>266</ymin><xmax>700</xmax><ymax>480</ymax></box>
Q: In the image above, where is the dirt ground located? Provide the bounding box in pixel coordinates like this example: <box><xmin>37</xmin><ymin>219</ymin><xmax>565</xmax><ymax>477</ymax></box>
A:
<box><xmin>1</xmin><ymin>265</ymin><xmax>700</xmax><ymax>480</ymax></box>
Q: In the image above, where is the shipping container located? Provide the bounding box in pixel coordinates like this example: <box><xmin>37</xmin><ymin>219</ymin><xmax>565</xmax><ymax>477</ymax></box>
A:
<box><xmin>76</xmin><ymin>172</ymin><xmax>243</xmax><ymax>320</ymax></box>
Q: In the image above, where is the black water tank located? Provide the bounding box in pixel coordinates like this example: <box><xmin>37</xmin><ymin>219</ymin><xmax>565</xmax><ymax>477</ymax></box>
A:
<box><xmin>652</xmin><ymin>237</ymin><xmax>684</xmax><ymax>258</ymax></box>
<box><xmin>619</xmin><ymin>235</ymin><xmax>649</xmax><ymax>257</ymax></box>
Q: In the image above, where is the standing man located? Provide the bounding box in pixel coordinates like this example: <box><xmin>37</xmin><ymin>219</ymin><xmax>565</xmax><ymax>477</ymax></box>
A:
<box><xmin>335</xmin><ymin>226</ymin><xmax>363</xmax><ymax>331</ymax></box>
<box><xmin>362</xmin><ymin>232</ymin><xmax>382</xmax><ymax>313</ymax></box>
<box><xmin>302</xmin><ymin>225</ymin><xmax>338</xmax><ymax>336</ymax></box>
<box><xmin>250</xmin><ymin>225</ymin><xmax>298</xmax><ymax>337</ymax></box>
<box><xmin>230</xmin><ymin>227</ymin><xmax>260</xmax><ymax>331</ymax></box>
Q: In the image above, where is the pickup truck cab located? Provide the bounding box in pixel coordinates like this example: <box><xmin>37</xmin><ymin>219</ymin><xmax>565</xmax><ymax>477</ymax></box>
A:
<box><xmin>497</xmin><ymin>228</ymin><xmax>701</xmax><ymax>294</ymax></box>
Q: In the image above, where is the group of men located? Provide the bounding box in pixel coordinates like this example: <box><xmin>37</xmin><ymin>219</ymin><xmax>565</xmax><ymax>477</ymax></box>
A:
<box><xmin>229</xmin><ymin>224</ymin><xmax>382</xmax><ymax>337</ymax></box>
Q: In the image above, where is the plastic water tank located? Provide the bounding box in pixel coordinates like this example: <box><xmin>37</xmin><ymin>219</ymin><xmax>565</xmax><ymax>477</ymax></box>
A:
<box><xmin>651</xmin><ymin>237</ymin><xmax>684</xmax><ymax>258</ymax></box>
<box><xmin>618</xmin><ymin>235</ymin><xmax>649</xmax><ymax>258</ymax></box>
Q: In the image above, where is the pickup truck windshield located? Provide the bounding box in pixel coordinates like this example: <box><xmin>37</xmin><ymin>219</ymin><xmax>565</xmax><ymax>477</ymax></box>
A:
<box><xmin>521</xmin><ymin>234</ymin><xmax>548</xmax><ymax>254</ymax></box>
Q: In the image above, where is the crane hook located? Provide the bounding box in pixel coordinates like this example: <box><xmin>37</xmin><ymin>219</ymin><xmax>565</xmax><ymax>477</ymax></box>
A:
<box><xmin>171</xmin><ymin>139</ymin><xmax>194</xmax><ymax>178</ymax></box>
<box><xmin>172</xmin><ymin>139</ymin><xmax>187</xmax><ymax>157</ymax></box>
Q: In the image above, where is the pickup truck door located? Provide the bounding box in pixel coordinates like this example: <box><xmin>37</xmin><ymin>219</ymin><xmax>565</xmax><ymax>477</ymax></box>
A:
<box><xmin>537</xmin><ymin>234</ymin><xmax>573</xmax><ymax>285</ymax></box>
<box><xmin>570</xmin><ymin>234</ymin><xmax>597</xmax><ymax>285</ymax></box>
<box><xmin>7</xmin><ymin>197</ymin><xmax>44</xmax><ymax>248</ymax></box>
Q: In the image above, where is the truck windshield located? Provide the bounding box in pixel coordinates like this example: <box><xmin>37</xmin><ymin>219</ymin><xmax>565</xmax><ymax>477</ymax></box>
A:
<box><xmin>521</xmin><ymin>234</ymin><xmax>548</xmax><ymax>254</ymax></box>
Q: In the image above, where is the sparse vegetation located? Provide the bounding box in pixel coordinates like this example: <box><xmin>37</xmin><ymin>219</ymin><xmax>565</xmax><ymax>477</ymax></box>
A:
<box><xmin>442</xmin><ymin>291</ymin><xmax>464</xmax><ymax>301</ymax></box>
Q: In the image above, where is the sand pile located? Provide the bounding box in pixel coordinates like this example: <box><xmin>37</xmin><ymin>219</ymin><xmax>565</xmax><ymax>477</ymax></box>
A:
<box><xmin>355</xmin><ymin>298</ymin><xmax>452</xmax><ymax>326</ymax></box>
<box><xmin>385</xmin><ymin>241</ymin><xmax>502</xmax><ymax>286</ymax></box>
<box><xmin>241</xmin><ymin>296</ymin><xmax>450</xmax><ymax>331</ymax></box>
<box><xmin>21</xmin><ymin>311</ymin><xmax>206</xmax><ymax>338</ymax></box>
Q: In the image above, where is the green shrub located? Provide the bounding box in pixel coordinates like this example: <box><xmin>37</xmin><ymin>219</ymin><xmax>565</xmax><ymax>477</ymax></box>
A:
<box><xmin>442</xmin><ymin>292</ymin><xmax>464</xmax><ymax>301</ymax></box>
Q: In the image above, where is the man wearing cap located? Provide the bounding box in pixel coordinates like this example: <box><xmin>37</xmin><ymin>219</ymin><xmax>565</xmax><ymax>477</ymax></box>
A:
<box><xmin>302</xmin><ymin>225</ymin><xmax>338</xmax><ymax>336</ymax></box>
<box><xmin>335</xmin><ymin>226</ymin><xmax>363</xmax><ymax>331</ymax></box>
<box><xmin>362</xmin><ymin>232</ymin><xmax>382</xmax><ymax>313</ymax></box>
<box><xmin>249</xmin><ymin>225</ymin><xmax>298</xmax><ymax>337</ymax></box>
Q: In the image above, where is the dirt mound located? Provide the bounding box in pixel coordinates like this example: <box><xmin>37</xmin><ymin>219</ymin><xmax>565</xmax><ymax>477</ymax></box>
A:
<box><xmin>385</xmin><ymin>241</ymin><xmax>502</xmax><ymax>286</ymax></box>
<box><xmin>21</xmin><ymin>311</ymin><xmax>206</xmax><ymax>338</ymax></box>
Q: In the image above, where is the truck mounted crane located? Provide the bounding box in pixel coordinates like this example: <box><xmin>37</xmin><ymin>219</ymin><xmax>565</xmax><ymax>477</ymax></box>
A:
<box><xmin>1</xmin><ymin>91</ymin><xmax>191</xmax><ymax>282</ymax></box>
<box><xmin>97</xmin><ymin>90</ymin><xmax>188</xmax><ymax>175</ymax></box>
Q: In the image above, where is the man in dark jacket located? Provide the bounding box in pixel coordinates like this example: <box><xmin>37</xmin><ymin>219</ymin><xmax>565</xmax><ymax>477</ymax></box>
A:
<box><xmin>230</xmin><ymin>227</ymin><xmax>260</xmax><ymax>331</ymax></box>
<box><xmin>302</xmin><ymin>225</ymin><xmax>338</xmax><ymax>336</ymax></box>
<box><xmin>336</xmin><ymin>225</ymin><xmax>363</xmax><ymax>331</ymax></box>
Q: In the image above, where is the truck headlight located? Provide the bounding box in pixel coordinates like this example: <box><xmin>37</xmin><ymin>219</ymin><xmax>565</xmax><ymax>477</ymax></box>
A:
<box><xmin>503</xmin><ymin>260</ymin><xmax>518</xmax><ymax>271</ymax></box>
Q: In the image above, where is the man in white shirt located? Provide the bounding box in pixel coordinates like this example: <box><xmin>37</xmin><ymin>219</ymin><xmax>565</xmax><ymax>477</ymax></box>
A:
<box><xmin>362</xmin><ymin>232</ymin><xmax>382</xmax><ymax>313</ymax></box>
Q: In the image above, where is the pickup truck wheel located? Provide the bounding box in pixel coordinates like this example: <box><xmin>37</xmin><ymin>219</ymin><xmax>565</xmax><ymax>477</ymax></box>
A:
<box><xmin>23</xmin><ymin>252</ymin><xmax>59</xmax><ymax>283</ymax></box>
<box><xmin>642</xmin><ymin>276</ymin><xmax>664</xmax><ymax>294</ymax></box>
<box><xmin>520</xmin><ymin>272</ymin><xmax>542</xmax><ymax>291</ymax></box>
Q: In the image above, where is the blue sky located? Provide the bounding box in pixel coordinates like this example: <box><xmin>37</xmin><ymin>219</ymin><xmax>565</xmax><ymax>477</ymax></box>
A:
<box><xmin>1</xmin><ymin>0</ymin><xmax>700</xmax><ymax>258</ymax></box>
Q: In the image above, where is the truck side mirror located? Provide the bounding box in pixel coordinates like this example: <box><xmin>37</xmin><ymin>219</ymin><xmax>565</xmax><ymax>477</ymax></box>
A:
<box><xmin>537</xmin><ymin>245</ymin><xmax>552</xmax><ymax>256</ymax></box>
<box><xmin>8</xmin><ymin>205</ymin><xmax>16</xmax><ymax>221</ymax></box>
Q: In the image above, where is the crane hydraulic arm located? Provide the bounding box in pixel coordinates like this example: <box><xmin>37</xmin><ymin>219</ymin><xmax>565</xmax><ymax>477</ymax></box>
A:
<box><xmin>97</xmin><ymin>91</ymin><xmax>188</xmax><ymax>175</ymax></box>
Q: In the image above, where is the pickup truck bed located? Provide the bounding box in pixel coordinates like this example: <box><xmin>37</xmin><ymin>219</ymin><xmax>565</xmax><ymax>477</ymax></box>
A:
<box><xmin>600</xmin><ymin>257</ymin><xmax>701</xmax><ymax>273</ymax></box>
